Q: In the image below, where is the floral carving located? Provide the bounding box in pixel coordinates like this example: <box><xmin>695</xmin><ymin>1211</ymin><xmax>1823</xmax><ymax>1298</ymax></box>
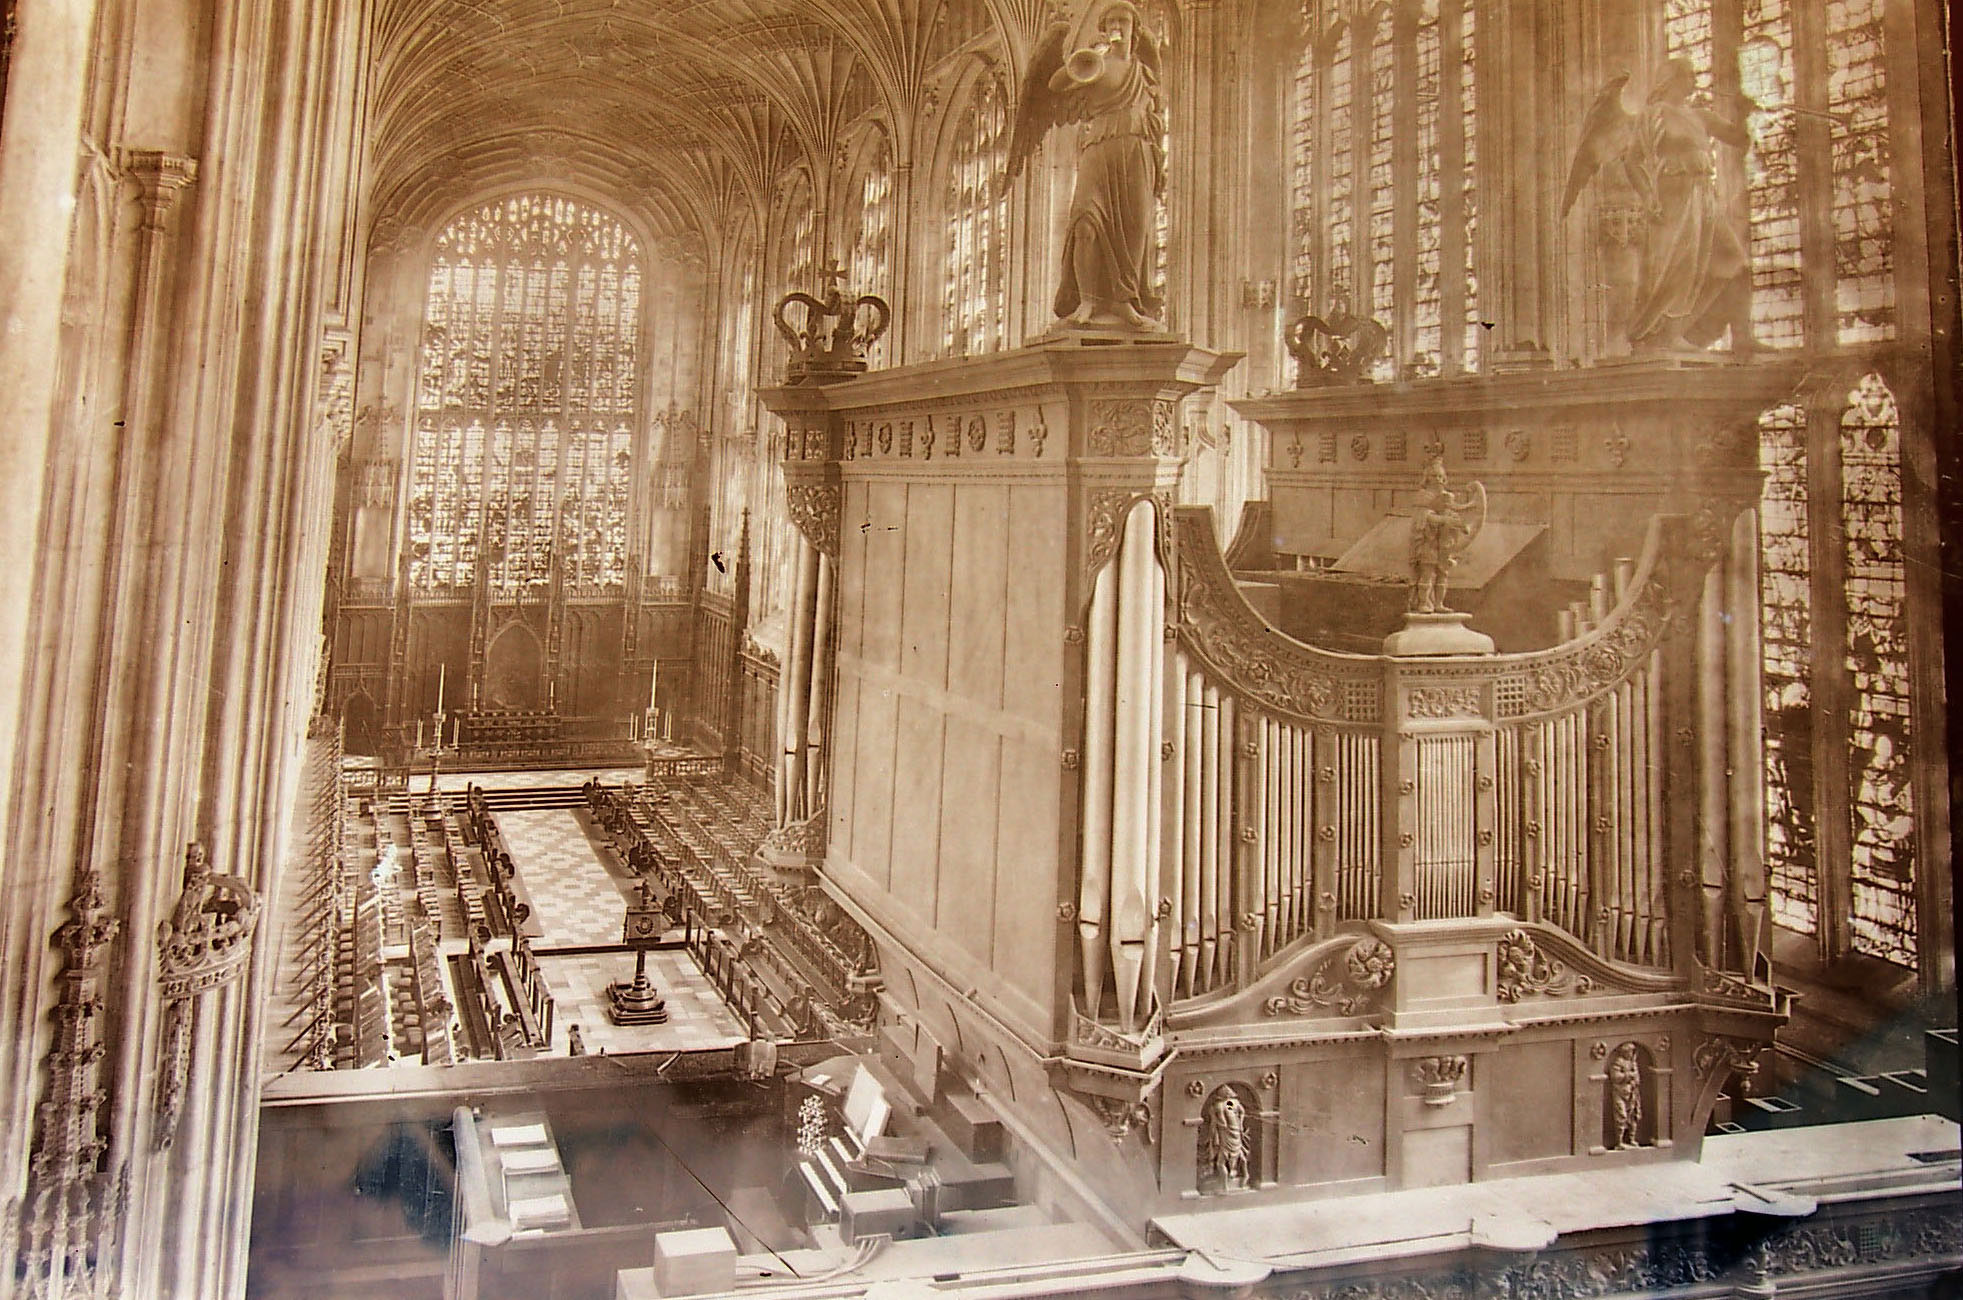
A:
<box><xmin>1262</xmin><ymin>938</ymin><xmax>1395</xmax><ymax>1017</ymax></box>
<box><xmin>1495</xmin><ymin>928</ymin><xmax>1592</xmax><ymax>1002</ymax></box>
<box><xmin>1406</xmin><ymin>685</ymin><xmax>1482</xmax><ymax>719</ymax></box>
<box><xmin>1088</xmin><ymin>398</ymin><xmax>1151</xmax><ymax>455</ymax></box>
<box><xmin>785</xmin><ymin>482</ymin><xmax>840</xmax><ymax>557</ymax></box>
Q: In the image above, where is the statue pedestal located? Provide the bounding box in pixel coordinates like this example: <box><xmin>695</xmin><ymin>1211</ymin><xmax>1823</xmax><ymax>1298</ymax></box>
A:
<box><xmin>1383</xmin><ymin>611</ymin><xmax>1495</xmax><ymax>657</ymax></box>
<box><xmin>607</xmin><ymin>949</ymin><xmax>669</xmax><ymax>1025</ymax></box>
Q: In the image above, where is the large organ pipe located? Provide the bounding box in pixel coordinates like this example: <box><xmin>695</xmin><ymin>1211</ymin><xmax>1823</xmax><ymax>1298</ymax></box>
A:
<box><xmin>1108</xmin><ymin>500</ymin><xmax>1157</xmax><ymax>1033</ymax></box>
<box><xmin>1136</xmin><ymin>527</ymin><xmax>1167</xmax><ymax>1026</ymax></box>
<box><xmin>1646</xmin><ymin>649</ymin><xmax>1669</xmax><ymax>961</ymax></box>
<box><xmin>1078</xmin><ymin>558</ymin><xmax>1118</xmax><ymax>1021</ymax></box>
<box><xmin>1216</xmin><ymin>692</ymin><xmax>1237</xmax><ymax>986</ymax></box>
<box><xmin>1181</xmin><ymin>664</ymin><xmax>1203</xmax><ymax>996</ymax></box>
<box><xmin>803</xmin><ymin>551</ymin><xmax>834</xmax><ymax>815</ymax></box>
<box><xmin>1725</xmin><ymin>509</ymin><xmax>1768</xmax><ymax>968</ymax></box>
<box><xmin>1199</xmin><ymin>681</ymin><xmax>1220</xmax><ymax>989</ymax></box>
<box><xmin>1695</xmin><ymin>561</ymin><xmax>1730</xmax><ymax>965</ymax></box>
<box><xmin>1165</xmin><ymin>654</ymin><xmax>1189</xmax><ymax>999</ymax></box>
<box><xmin>1263</xmin><ymin>718</ymin><xmax>1280</xmax><ymax>952</ymax></box>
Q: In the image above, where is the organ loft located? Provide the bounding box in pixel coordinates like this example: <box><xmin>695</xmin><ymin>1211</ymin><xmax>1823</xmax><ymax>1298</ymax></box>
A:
<box><xmin>0</xmin><ymin>0</ymin><xmax>1956</xmax><ymax>1297</ymax></box>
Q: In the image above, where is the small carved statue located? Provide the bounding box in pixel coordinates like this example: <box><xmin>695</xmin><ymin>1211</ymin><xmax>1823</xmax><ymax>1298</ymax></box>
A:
<box><xmin>1607</xmin><ymin>1043</ymin><xmax>1645</xmax><ymax>1149</ymax></box>
<box><xmin>1408</xmin><ymin>455</ymin><xmax>1486</xmax><ymax>613</ymax></box>
<box><xmin>566</xmin><ymin>1024</ymin><xmax>587</xmax><ymax>1057</ymax></box>
<box><xmin>1563</xmin><ymin>59</ymin><xmax>1753</xmax><ymax>353</ymax></box>
<box><xmin>1285</xmin><ymin>293</ymin><xmax>1390</xmax><ymax>386</ymax></box>
<box><xmin>1005</xmin><ymin>0</ymin><xmax>1166</xmax><ymax>330</ymax></box>
<box><xmin>1197</xmin><ymin>1091</ymin><xmax>1251</xmax><ymax>1192</ymax></box>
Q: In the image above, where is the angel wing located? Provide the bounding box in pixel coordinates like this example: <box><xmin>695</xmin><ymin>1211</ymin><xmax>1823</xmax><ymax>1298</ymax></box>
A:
<box><xmin>1002</xmin><ymin>21</ymin><xmax>1073</xmax><ymax>194</ymax></box>
<box><xmin>1560</xmin><ymin>73</ymin><xmax>1634</xmax><ymax>218</ymax></box>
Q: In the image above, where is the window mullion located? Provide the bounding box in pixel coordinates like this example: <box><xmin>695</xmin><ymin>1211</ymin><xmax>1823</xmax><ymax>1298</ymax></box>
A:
<box><xmin>1437</xmin><ymin>0</ymin><xmax>1465</xmax><ymax>374</ymax></box>
<box><xmin>1788</xmin><ymin>0</ymin><xmax>1836</xmax><ymax>349</ymax></box>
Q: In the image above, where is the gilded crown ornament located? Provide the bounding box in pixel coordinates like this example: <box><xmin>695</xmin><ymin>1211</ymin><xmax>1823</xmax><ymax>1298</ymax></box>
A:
<box><xmin>773</xmin><ymin>259</ymin><xmax>891</xmax><ymax>384</ymax></box>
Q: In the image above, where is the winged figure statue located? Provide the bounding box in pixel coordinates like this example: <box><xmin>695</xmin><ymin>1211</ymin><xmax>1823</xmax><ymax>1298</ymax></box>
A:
<box><xmin>1002</xmin><ymin>0</ymin><xmax>1166</xmax><ymax>331</ymax></box>
<box><xmin>1562</xmin><ymin>58</ymin><xmax>1752</xmax><ymax>353</ymax></box>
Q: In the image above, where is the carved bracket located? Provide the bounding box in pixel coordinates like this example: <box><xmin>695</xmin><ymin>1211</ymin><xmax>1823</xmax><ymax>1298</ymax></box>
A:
<box><xmin>155</xmin><ymin>843</ymin><xmax>261</xmax><ymax>1149</ymax></box>
<box><xmin>785</xmin><ymin>483</ymin><xmax>841</xmax><ymax>558</ymax></box>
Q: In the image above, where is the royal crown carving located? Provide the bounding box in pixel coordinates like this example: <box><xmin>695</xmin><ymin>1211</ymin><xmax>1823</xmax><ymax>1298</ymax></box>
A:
<box><xmin>157</xmin><ymin>843</ymin><xmax>260</xmax><ymax>1002</ymax></box>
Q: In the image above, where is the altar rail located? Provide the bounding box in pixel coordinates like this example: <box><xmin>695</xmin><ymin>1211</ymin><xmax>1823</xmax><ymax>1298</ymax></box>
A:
<box><xmin>1158</xmin><ymin>506</ymin><xmax>1689</xmax><ymax>1005</ymax></box>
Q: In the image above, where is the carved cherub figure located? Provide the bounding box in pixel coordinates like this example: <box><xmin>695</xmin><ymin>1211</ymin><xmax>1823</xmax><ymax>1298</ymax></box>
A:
<box><xmin>1408</xmin><ymin>455</ymin><xmax>1486</xmax><ymax>613</ymax></box>
<box><xmin>1198</xmin><ymin>1092</ymin><xmax>1251</xmax><ymax>1191</ymax></box>
<box><xmin>1607</xmin><ymin>1043</ymin><xmax>1645</xmax><ymax>1149</ymax></box>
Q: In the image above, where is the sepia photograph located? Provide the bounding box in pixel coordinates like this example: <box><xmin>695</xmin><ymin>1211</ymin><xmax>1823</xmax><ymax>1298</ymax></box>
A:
<box><xmin>0</xmin><ymin>0</ymin><xmax>1957</xmax><ymax>1295</ymax></box>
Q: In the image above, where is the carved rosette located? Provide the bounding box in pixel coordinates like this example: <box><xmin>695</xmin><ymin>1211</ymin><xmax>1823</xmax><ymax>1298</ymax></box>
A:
<box><xmin>784</xmin><ymin>482</ymin><xmax>841</xmax><ymax>558</ymax></box>
<box><xmin>1262</xmin><ymin>938</ymin><xmax>1395</xmax><ymax>1017</ymax></box>
<box><xmin>154</xmin><ymin>843</ymin><xmax>261</xmax><ymax>1149</ymax></box>
<box><xmin>1495</xmin><ymin>928</ymin><xmax>1592</xmax><ymax>1003</ymax></box>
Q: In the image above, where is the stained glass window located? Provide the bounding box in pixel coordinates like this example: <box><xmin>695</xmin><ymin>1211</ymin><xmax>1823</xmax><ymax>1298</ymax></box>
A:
<box><xmin>849</xmin><ymin>135</ymin><xmax>896</xmax><ymax>368</ymax></box>
<box><xmin>1663</xmin><ymin>0</ymin><xmax>1896</xmax><ymax>350</ymax></box>
<box><xmin>410</xmin><ymin>194</ymin><xmax>640</xmax><ymax>593</ymax></box>
<box><xmin>1757</xmin><ymin>402</ymin><xmax>1814</xmax><ymax>933</ymax></box>
<box><xmin>943</xmin><ymin>72</ymin><xmax>1010</xmax><ymax>356</ymax></box>
<box><xmin>1839</xmin><ymin>373</ymin><xmax>1914</xmax><ymax>965</ymax></box>
<box><xmin>1826</xmin><ymin>0</ymin><xmax>1894</xmax><ymax>343</ymax></box>
<box><xmin>1364</xmin><ymin>5</ymin><xmax>1394</xmax><ymax>380</ymax></box>
<box><xmin>1410</xmin><ymin>0</ymin><xmax>1443</xmax><ymax>376</ymax></box>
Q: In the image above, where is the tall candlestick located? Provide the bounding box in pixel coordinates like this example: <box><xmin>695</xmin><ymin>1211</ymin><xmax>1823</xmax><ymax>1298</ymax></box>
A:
<box><xmin>436</xmin><ymin>662</ymin><xmax>446</xmax><ymax>716</ymax></box>
<box><xmin>416</xmin><ymin>719</ymin><xmax>424</xmax><ymax>749</ymax></box>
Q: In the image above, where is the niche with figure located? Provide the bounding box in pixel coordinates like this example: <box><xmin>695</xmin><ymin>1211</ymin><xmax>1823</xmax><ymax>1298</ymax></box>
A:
<box><xmin>1602</xmin><ymin>1042</ymin><xmax>1658</xmax><ymax>1150</ymax></box>
<box><xmin>1196</xmin><ymin>1083</ymin><xmax>1259</xmax><ymax>1194</ymax></box>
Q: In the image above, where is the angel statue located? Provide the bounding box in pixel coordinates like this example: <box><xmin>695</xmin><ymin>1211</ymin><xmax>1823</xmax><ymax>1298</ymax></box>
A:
<box><xmin>1003</xmin><ymin>0</ymin><xmax>1166</xmax><ymax>331</ymax></box>
<box><xmin>1408</xmin><ymin>455</ymin><xmax>1486</xmax><ymax>614</ymax></box>
<box><xmin>1562</xmin><ymin>58</ymin><xmax>1752</xmax><ymax>354</ymax></box>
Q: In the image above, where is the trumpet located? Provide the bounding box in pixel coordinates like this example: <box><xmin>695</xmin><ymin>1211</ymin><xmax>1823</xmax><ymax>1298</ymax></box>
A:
<box><xmin>1064</xmin><ymin>39</ymin><xmax>1110</xmax><ymax>85</ymax></box>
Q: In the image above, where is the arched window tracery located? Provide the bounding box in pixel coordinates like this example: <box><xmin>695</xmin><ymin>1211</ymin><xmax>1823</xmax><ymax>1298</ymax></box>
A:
<box><xmin>848</xmin><ymin>130</ymin><xmax>897</xmax><ymax>367</ymax></box>
<box><xmin>409</xmin><ymin>193</ymin><xmax>641</xmax><ymax>594</ymax></box>
<box><xmin>943</xmin><ymin>69</ymin><xmax>1010</xmax><ymax>357</ymax></box>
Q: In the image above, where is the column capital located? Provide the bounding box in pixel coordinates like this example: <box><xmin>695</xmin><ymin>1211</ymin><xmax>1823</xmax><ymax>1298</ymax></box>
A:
<box><xmin>115</xmin><ymin>149</ymin><xmax>199</xmax><ymax>231</ymax></box>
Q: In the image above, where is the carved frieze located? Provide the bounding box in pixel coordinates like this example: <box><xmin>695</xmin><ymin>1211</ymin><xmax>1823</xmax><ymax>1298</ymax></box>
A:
<box><xmin>785</xmin><ymin>483</ymin><xmax>840</xmax><ymax>557</ymax></box>
<box><xmin>1495</xmin><ymin>928</ymin><xmax>1592</xmax><ymax>1002</ymax></box>
<box><xmin>1406</xmin><ymin>685</ymin><xmax>1483</xmax><ymax>720</ymax></box>
<box><xmin>1262</xmin><ymin>938</ymin><xmax>1395</xmax><ymax>1017</ymax></box>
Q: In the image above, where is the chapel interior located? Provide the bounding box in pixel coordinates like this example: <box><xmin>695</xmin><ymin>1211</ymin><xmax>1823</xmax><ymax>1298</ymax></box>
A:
<box><xmin>0</xmin><ymin>0</ymin><xmax>1959</xmax><ymax>1297</ymax></box>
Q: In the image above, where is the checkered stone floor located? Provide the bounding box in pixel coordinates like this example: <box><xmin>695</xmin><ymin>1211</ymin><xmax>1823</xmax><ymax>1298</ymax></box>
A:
<box><xmin>493</xmin><ymin>808</ymin><xmax>634</xmax><ymax>948</ymax></box>
<box><xmin>538</xmin><ymin>949</ymin><xmax>749</xmax><ymax>1056</ymax></box>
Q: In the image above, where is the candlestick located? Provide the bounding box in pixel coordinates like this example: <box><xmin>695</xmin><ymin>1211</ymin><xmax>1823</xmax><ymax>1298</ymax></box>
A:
<box><xmin>436</xmin><ymin>662</ymin><xmax>446</xmax><ymax>716</ymax></box>
<box><xmin>416</xmin><ymin>719</ymin><xmax>424</xmax><ymax>749</ymax></box>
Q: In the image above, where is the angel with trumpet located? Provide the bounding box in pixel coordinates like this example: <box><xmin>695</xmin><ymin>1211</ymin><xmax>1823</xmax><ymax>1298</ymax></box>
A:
<box><xmin>1003</xmin><ymin>0</ymin><xmax>1166</xmax><ymax>331</ymax></box>
<box><xmin>1562</xmin><ymin>57</ymin><xmax>1753</xmax><ymax>354</ymax></box>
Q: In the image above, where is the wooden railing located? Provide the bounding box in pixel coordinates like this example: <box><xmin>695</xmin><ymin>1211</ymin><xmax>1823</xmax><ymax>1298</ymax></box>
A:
<box><xmin>1137</xmin><ymin>506</ymin><xmax>1693</xmax><ymax>1011</ymax></box>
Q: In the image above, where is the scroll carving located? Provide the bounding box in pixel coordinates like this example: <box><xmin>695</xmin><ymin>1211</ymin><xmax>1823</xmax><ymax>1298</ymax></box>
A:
<box><xmin>785</xmin><ymin>483</ymin><xmax>841</xmax><ymax>557</ymax></box>
<box><xmin>1262</xmin><ymin>938</ymin><xmax>1394</xmax><ymax>1017</ymax></box>
<box><xmin>1172</xmin><ymin>507</ymin><xmax>1376</xmax><ymax>723</ymax></box>
<box><xmin>1088</xmin><ymin>398</ymin><xmax>1178</xmax><ymax>457</ymax></box>
<box><xmin>1495</xmin><ymin>928</ymin><xmax>1592</xmax><ymax>1002</ymax></box>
